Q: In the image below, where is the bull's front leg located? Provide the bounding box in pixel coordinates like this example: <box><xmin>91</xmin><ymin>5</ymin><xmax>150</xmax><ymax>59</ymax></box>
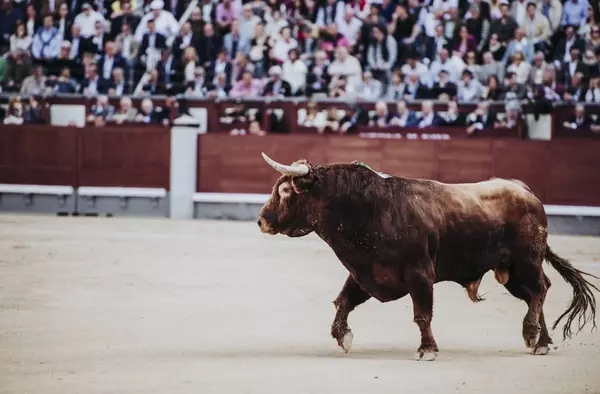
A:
<box><xmin>331</xmin><ymin>275</ymin><xmax>371</xmax><ymax>353</ymax></box>
<box><xmin>407</xmin><ymin>272</ymin><xmax>439</xmax><ymax>361</ymax></box>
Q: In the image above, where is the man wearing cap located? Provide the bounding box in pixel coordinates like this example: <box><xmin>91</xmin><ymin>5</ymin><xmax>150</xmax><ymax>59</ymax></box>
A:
<box><xmin>135</xmin><ymin>0</ymin><xmax>179</xmax><ymax>43</ymax></box>
<box><xmin>74</xmin><ymin>2</ymin><xmax>105</xmax><ymax>38</ymax></box>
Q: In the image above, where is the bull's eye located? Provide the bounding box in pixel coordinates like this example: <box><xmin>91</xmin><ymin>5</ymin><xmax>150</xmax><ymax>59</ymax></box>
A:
<box><xmin>283</xmin><ymin>187</ymin><xmax>291</xmax><ymax>194</ymax></box>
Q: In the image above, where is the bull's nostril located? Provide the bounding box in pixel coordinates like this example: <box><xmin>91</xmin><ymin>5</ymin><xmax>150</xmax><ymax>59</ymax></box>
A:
<box><xmin>257</xmin><ymin>219</ymin><xmax>262</xmax><ymax>228</ymax></box>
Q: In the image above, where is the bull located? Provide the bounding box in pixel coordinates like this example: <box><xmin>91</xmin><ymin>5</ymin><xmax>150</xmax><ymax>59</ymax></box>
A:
<box><xmin>257</xmin><ymin>153</ymin><xmax>599</xmax><ymax>361</ymax></box>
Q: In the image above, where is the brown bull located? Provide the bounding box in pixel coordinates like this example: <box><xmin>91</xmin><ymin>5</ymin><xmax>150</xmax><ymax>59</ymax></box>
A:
<box><xmin>257</xmin><ymin>153</ymin><xmax>599</xmax><ymax>361</ymax></box>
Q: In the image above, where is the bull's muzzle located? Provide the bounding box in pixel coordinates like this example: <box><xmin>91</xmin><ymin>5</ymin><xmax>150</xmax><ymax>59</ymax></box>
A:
<box><xmin>257</xmin><ymin>211</ymin><xmax>278</xmax><ymax>235</ymax></box>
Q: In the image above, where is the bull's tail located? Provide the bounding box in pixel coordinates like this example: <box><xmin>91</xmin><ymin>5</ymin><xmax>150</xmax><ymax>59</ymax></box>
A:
<box><xmin>546</xmin><ymin>246</ymin><xmax>600</xmax><ymax>340</ymax></box>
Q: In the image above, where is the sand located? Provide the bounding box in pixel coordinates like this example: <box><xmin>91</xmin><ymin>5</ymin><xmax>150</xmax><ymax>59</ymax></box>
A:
<box><xmin>1</xmin><ymin>214</ymin><xmax>599</xmax><ymax>394</ymax></box>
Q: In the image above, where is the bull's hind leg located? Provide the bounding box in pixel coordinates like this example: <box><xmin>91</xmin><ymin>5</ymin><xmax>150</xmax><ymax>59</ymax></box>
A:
<box><xmin>331</xmin><ymin>275</ymin><xmax>371</xmax><ymax>353</ymax></box>
<box><xmin>408</xmin><ymin>273</ymin><xmax>438</xmax><ymax>361</ymax></box>
<box><xmin>503</xmin><ymin>262</ymin><xmax>551</xmax><ymax>354</ymax></box>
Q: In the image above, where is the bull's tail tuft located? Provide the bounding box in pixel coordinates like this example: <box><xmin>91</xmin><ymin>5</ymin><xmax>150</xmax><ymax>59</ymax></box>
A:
<box><xmin>546</xmin><ymin>246</ymin><xmax>600</xmax><ymax>341</ymax></box>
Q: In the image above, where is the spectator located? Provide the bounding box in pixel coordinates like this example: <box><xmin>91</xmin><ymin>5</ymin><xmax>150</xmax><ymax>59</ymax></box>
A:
<box><xmin>180</xmin><ymin>46</ymin><xmax>199</xmax><ymax>84</ymax></box>
<box><xmin>563</xmin><ymin>72</ymin><xmax>585</xmax><ymax>101</ymax></box>
<box><xmin>553</xmin><ymin>25</ymin><xmax>585</xmax><ymax>63</ymax></box>
<box><xmin>429</xmin><ymin>48</ymin><xmax>459</xmax><ymax>83</ymax></box>
<box><xmin>416</xmin><ymin>100</ymin><xmax>443</xmax><ymax>128</ymax></box>
<box><xmin>74</xmin><ymin>2</ymin><xmax>105</xmax><ymax>38</ymax></box>
<box><xmin>316</xmin><ymin>0</ymin><xmax>344</xmax><ymax>28</ymax></box>
<box><xmin>369</xmin><ymin>100</ymin><xmax>393</xmax><ymax>127</ymax></box>
<box><xmin>208</xmin><ymin>71</ymin><xmax>230</xmax><ymax>98</ymax></box>
<box><xmin>229</xmin><ymin>70</ymin><xmax>262</xmax><ymax>97</ymax></box>
<box><xmin>89</xmin><ymin>20</ymin><xmax>107</xmax><ymax>57</ymax></box>
<box><xmin>337</xmin><ymin>6</ymin><xmax>362</xmax><ymax>48</ymax></box>
<box><xmin>115</xmin><ymin>23</ymin><xmax>139</xmax><ymax>62</ymax></box>
<box><xmin>431</xmin><ymin>69</ymin><xmax>458</xmax><ymax>100</ymax></box>
<box><xmin>215</xmin><ymin>0</ymin><xmax>241</xmax><ymax>34</ymax></box>
<box><xmin>522</xmin><ymin>2</ymin><xmax>551</xmax><ymax>52</ymax></box>
<box><xmin>1</xmin><ymin>0</ymin><xmax>24</xmax><ymax>47</ymax></box>
<box><xmin>385</xmin><ymin>70</ymin><xmax>405</xmax><ymax>100</ymax></box>
<box><xmin>530</xmin><ymin>51</ymin><xmax>549</xmax><ymax>85</ymax></box>
<box><xmin>563</xmin><ymin>103</ymin><xmax>593</xmax><ymax>129</ymax></box>
<box><xmin>239</xmin><ymin>4</ymin><xmax>260</xmax><ymax>42</ymax></box>
<box><xmin>318</xmin><ymin>106</ymin><xmax>341</xmax><ymax>134</ymax></box>
<box><xmin>10</xmin><ymin>22</ymin><xmax>32</xmax><ymax>53</ymax></box>
<box><xmin>264</xmin><ymin>9</ymin><xmax>288</xmax><ymax>42</ymax></box>
<box><xmin>2</xmin><ymin>49</ymin><xmax>32</xmax><ymax>91</ymax></box>
<box><xmin>53</xmin><ymin>66</ymin><xmax>78</xmax><ymax>93</ymax></box>
<box><xmin>135</xmin><ymin>97</ymin><xmax>162</xmax><ymax>123</ymax></box>
<box><xmin>24</xmin><ymin>96</ymin><xmax>43</xmax><ymax>123</ymax></box>
<box><xmin>55</xmin><ymin>3</ymin><xmax>73</xmax><ymax>39</ymax></box>
<box><xmin>510</xmin><ymin>0</ymin><xmax>529</xmax><ymax>26</ymax></box>
<box><xmin>495</xmin><ymin>100</ymin><xmax>523</xmax><ymax>128</ymax></box>
<box><xmin>106</xmin><ymin>67</ymin><xmax>129</xmax><ymax>95</ymax></box>
<box><xmin>80</xmin><ymin>63</ymin><xmax>100</xmax><ymax>95</ymax></box>
<box><xmin>587</xmin><ymin>25</ymin><xmax>600</xmax><ymax>50</ymax></box>
<box><xmin>367</xmin><ymin>25</ymin><xmax>397</xmax><ymax>84</ymax></box>
<box><xmin>464</xmin><ymin>51</ymin><xmax>482</xmax><ymax>81</ymax></box>
<box><xmin>502</xmin><ymin>71</ymin><xmax>528</xmax><ymax>100</ymax></box>
<box><xmin>506</xmin><ymin>51</ymin><xmax>532</xmax><ymax>84</ymax></box>
<box><xmin>98</xmin><ymin>41</ymin><xmax>127</xmax><ymax>82</ymax></box>
<box><xmin>263</xmin><ymin>65</ymin><xmax>292</xmax><ymax>97</ymax></box>
<box><xmin>163</xmin><ymin>0</ymin><xmax>186</xmax><ymax>20</ymax></box>
<box><xmin>402</xmin><ymin>71</ymin><xmax>429</xmax><ymax>100</ymax></box>
<box><xmin>224</xmin><ymin>20</ymin><xmax>250</xmax><ymax>60</ymax></box>
<box><xmin>138</xmin><ymin>18</ymin><xmax>166</xmax><ymax>63</ymax></box>
<box><xmin>272</xmin><ymin>25</ymin><xmax>297</xmax><ymax>63</ymax></box>
<box><xmin>585</xmin><ymin>76</ymin><xmax>600</xmax><ymax>102</ymax></box>
<box><xmin>483</xmin><ymin>33</ymin><xmax>507</xmax><ymax>62</ymax></box>
<box><xmin>503</xmin><ymin>28</ymin><xmax>534</xmax><ymax>65</ymax></box>
<box><xmin>424</xmin><ymin>23</ymin><xmax>450</xmax><ymax>63</ymax></box>
<box><xmin>88</xmin><ymin>94</ymin><xmax>115</xmax><ymax>123</ymax></box>
<box><xmin>135</xmin><ymin>0</ymin><xmax>179</xmax><ymax>43</ymax></box>
<box><xmin>3</xmin><ymin>96</ymin><xmax>25</xmax><ymax>125</ymax></box>
<box><xmin>390</xmin><ymin>100</ymin><xmax>417</xmax><ymax>127</ymax></box>
<box><xmin>142</xmin><ymin>68</ymin><xmax>163</xmax><ymax>94</ymax></box>
<box><xmin>186</xmin><ymin>66</ymin><xmax>209</xmax><ymax>97</ymax></box>
<box><xmin>560</xmin><ymin>47</ymin><xmax>588</xmax><ymax>85</ymax></box>
<box><xmin>561</xmin><ymin>0</ymin><xmax>588</xmax><ymax>28</ymax></box>
<box><xmin>32</xmin><ymin>14</ymin><xmax>62</xmax><ymax>61</ymax></box>
<box><xmin>172</xmin><ymin>21</ymin><xmax>199</xmax><ymax>60</ymax></box>
<box><xmin>479</xmin><ymin>51</ymin><xmax>504</xmax><ymax>84</ymax></box>
<box><xmin>24</xmin><ymin>4</ymin><xmax>39</xmax><ymax>38</ymax></box>
<box><xmin>453</xmin><ymin>25</ymin><xmax>477</xmax><ymax>58</ymax></box>
<box><xmin>457</xmin><ymin>69</ymin><xmax>483</xmax><ymax>101</ymax></box>
<box><xmin>538</xmin><ymin>0</ymin><xmax>563</xmax><ymax>34</ymax></box>
<box><xmin>197</xmin><ymin>23</ymin><xmax>222</xmax><ymax>69</ymax></box>
<box><xmin>356</xmin><ymin>70</ymin><xmax>383</xmax><ymax>100</ymax></box>
<box><xmin>328</xmin><ymin>46</ymin><xmax>362</xmax><ymax>88</ymax></box>
<box><xmin>328</xmin><ymin>75</ymin><xmax>355</xmax><ymax>99</ymax></box>
<box><xmin>68</xmin><ymin>25</ymin><xmax>88</xmax><ymax>59</ymax></box>
<box><xmin>401</xmin><ymin>52</ymin><xmax>429</xmax><ymax>85</ymax></box>
<box><xmin>248</xmin><ymin>22</ymin><xmax>270</xmax><ymax>75</ymax></box>
<box><xmin>282</xmin><ymin>48</ymin><xmax>307</xmax><ymax>95</ymax></box>
<box><xmin>305</xmin><ymin>50</ymin><xmax>330</xmax><ymax>97</ymax></box>
<box><xmin>113</xmin><ymin>96</ymin><xmax>139</xmax><ymax>124</ymax></box>
<box><xmin>481</xmin><ymin>74</ymin><xmax>504</xmax><ymax>100</ymax></box>
<box><xmin>20</xmin><ymin>65</ymin><xmax>49</xmax><ymax>95</ymax></box>
<box><xmin>442</xmin><ymin>100</ymin><xmax>466</xmax><ymax>126</ymax></box>
<box><xmin>230</xmin><ymin>52</ymin><xmax>253</xmax><ymax>84</ymax></box>
<box><xmin>465</xmin><ymin>4</ymin><xmax>490</xmax><ymax>52</ymax></box>
<box><xmin>489</xmin><ymin>2</ymin><xmax>518</xmax><ymax>45</ymax></box>
<box><xmin>466</xmin><ymin>101</ymin><xmax>498</xmax><ymax>134</ymax></box>
<box><xmin>298</xmin><ymin>101</ymin><xmax>326</xmax><ymax>128</ymax></box>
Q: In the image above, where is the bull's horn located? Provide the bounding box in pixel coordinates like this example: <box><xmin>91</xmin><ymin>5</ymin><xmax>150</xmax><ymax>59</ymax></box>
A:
<box><xmin>261</xmin><ymin>152</ymin><xmax>309</xmax><ymax>177</ymax></box>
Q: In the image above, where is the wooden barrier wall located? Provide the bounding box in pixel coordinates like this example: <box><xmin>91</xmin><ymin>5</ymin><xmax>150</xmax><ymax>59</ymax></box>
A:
<box><xmin>197</xmin><ymin>135</ymin><xmax>600</xmax><ymax>206</ymax></box>
<box><xmin>0</xmin><ymin>125</ymin><xmax>171</xmax><ymax>189</ymax></box>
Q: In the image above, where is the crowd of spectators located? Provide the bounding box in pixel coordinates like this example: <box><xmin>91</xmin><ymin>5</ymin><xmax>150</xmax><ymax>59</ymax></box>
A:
<box><xmin>0</xmin><ymin>0</ymin><xmax>599</xmax><ymax>127</ymax></box>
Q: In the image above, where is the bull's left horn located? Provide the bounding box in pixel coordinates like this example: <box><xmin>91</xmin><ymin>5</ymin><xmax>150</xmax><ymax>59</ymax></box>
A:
<box><xmin>261</xmin><ymin>152</ymin><xmax>309</xmax><ymax>177</ymax></box>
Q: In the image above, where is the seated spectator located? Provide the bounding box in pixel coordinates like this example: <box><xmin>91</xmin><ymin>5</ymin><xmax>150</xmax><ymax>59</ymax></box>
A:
<box><xmin>429</xmin><ymin>48</ymin><xmax>461</xmax><ymax>84</ymax></box>
<box><xmin>89</xmin><ymin>20</ymin><xmax>108</xmax><ymax>57</ymax></box>
<box><xmin>32</xmin><ymin>14</ymin><xmax>63</xmax><ymax>61</ymax></box>
<box><xmin>369</xmin><ymin>100</ymin><xmax>393</xmax><ymax>128</ymax></box>
<box><xmin>562</xmin><ymin>103</ymin><xmax>592</xmax><ymax>130</ymax></box>
<box><xmin>74</xmin><ymin>2</ymin><xmax>106</xmax><ymax>39</ymax></box>
<box><xmin>482</xmin><ymin>33</ymin><xmax>507</xmax><ymax>62</ymax></box>
<box><xmin>109</xmin><ymin>0</ymin><xmax>140</xmax><ymax>39</ymax></box>
<box><xmin>53</xmin><ymin>67</ymin><xmax>78</xmax><ymax>93</ymax></box>
<box><xmin>584</xmin><ymin>49</ymin><xmax>599</xmax><ymax>77</ymax></box>
<box><xmin>48</xmin><ymin>41</ymin><xmax>81</xmax><ymax>78</ymax></box>
<box><xmin>588</xmin><ymin>25</ymin><xmax>600</xmax><ymax>51</ymax></box>
<box><xmin>142</xmin><ymin>69</ymin><xmax>164</xmax><ymax>95</ymax></box>
<box><xmin>3</xmin><ymin>96</ymin><xmax>25</xmax><ymax>125</ymax></box>
<box><xmin>282</xmin><ymin>48</ymin><xmax>307</xmax><ymax>96</ymax></box>
<box><xmin>215</xmin><ymin>0</ymin><xmax>240</xmax><ymax>34</ymax></box>
<box><xmin>367</xmin><ymin>25</ymin><xmax>397</xmax><ymax>84</ymax></box>
<box><xmin>135</xmin><ymin>0</ymin><xmax>179</xmax><ymax>43</ymax></box>
<box><xmin>113</xmin><ymin>97</ymin><xmax>139</xmax><ymax>124</ymax></box>
<box><xmin>24</xmin><ymin>96</ymin><xmax>43</xmax><ymax>124</ymax></box>
<box><xmin>305</xmin><ymin>50</ymin><xmax>331</xmax><ymax>97</ymax></box>
<box><xmin>186</xmin><ymin>66</ymin><xmax>209</xmax><ymax>97</ymax></box>
<box><xmin>530</xmin><ymin>51</ymin><xmax>549</xmax><ymax>85</ymax></box>
<box><xmin>262</xmin><ymin>65</ymin><xmax>292</xmax><ymax>97</ymax></box>
<box><xmin>181</xmin><ymin>46</ymin><xmax>200</xmax><ymax>85</ymax></box>
<box><xmin>401</xmin><ymin>52</ymin><xmax>429</xmax><ymax>85</ymax></box>
<box><xmin>559</xmin><ymin>47</ymin><xmax>588</xmax><ymax>86</ymax></box>
<box><xmin>424</xmin><ymin>23</ymin><xmax>450</xmax><ymax>63</ymax></box>
<box><xmin>506</xmin><ymin>51</ymin><xmax>532</xmax><ymax>85</ymax></box>
<box><xmin>481</xmin><ymin>74</ymin><xmax>504</xmax><ymax>100</ymax></box>
<box><xmin>328</xmin><ymin>46</ymin><xmax>362</xmax><ymax>90</ymax></box>
<box><xmin>466</xmin><ymin>101</ymin><xmax>498</xmax><ymax>134</ymax></box>
<box><xmin>318</xmin><ymin>107</ymin><xmax>341</xmax><ymax>134</ymax></box>
<box><xmin>224</xmin><ymin>20</ymin><xmax>250</xmax><ymax>60</ymax></box>
<box><xmin>10</xmin><ymin>22</ymin><xmax>32</xmax><ymax>53</ymax></box>
<box><xmin>479</xmin><ymin>51</ymin><xmax>504</xmax><ymax>84</ymax></box>
<box><xmin>135</xmin><ymin>98</ymin><xmax>163</xmax><ymax>124</ymax></box>
<box><xmin>457</xmin><ymin>69</ymin><xmax>483</xmax><ymax>101</ymax></box>
<box><xmin>239</xmin><ymin>4</ymin><xmax>260</xmax><ymax>43</ymax></box>
<box><xmin>230</xmin><ymin>70</ymin><xmax>262</xmax><ymax>97</ymax></box>
<box><xmin>1</xmin><ymin>0</ymin><xmax>23</xmax><ymax>46</ymax></box>
<box><xmin>522</xmin><ymin>2</ymin><xmax>551</xmax><ymax>52</ymax></box>
<box><xmin>503</xmin><ymin>28</ymin><xmax>534</xmax><ymax>66</ymax></box>
<box><xmin>441</xmin><ymin>100</ymin><xmax>466</xmax><ymax>126</ymax></box>
<box><xmin>402</xmin><ymin>71</ymin><xmax>429</xmax><ymax>100</ymax></box>
<box><xmin>2</xmin><ymin>49</ymin><xmax>32</xmax><ymax>92</ymax></box>
<box><xmin>98</xmin><ymin>41</ymin><xmax>127</xmax><ymax>83</ymax></box>
<box><xmin>452</xmin><ymin>25</ymin><xmax>477</xmax><ymax>58</ymax></box>
<box><xmin>172</xmin><ymin>21</ymin><xmax>200</xmax><ymax>60</ymax></box>
<box><xmin>106</xmin><ymin>67</ymin><xmax>129</xmax><ymax>95</ymax></box>
<box><xmin>197</xmin><ymin>23</ymin><xmax>222</xmax><ymax>69</ymax></box>
<box><xmin>272</xmin><ymin>26</ymin><xmax>297</xmax><ymax>63</ymax></box>
<box><xmin>501</xmin><ymin>71</ymin><xmax>527</xmax><ymax>100</ymax></box>
<box><xmin>315</xmin><ymin>0</ymin><xmax>344</xmax><ymax>28</ymax></box>
<box><xmin>560</xmin><ymin>0</ymin><xmax>588</xmax><ymax>28</ymax></box>
<box><xmin>356</xmin><ymin>71</ymin><xmax>383</xmax><ymax>101</ymax></box>
<box><xmin>495</xmin><ymin>100</ymin><xmax>523</xmax><ymax>128</ymax></box>
<box><xmin>337</xmin><ymin>7</ymin><xmax>362</xmax><ymax>48</ymax></box>
<box><xmin>539</xmin><ymin>0</ymin><xmax>562</xmax><ymax>34</ymax></box>
<box><xmin>87</xmin><ymin>95</ymin><xmax>115</xmax><ymax>123</ymax></box>
<box><xmin>229</xmin><ymin>52</ymin><xmax>253</xmax><ymax>84</ymax></box>
<box><xmin>80</xmin><ymin>63</ymin><xmax>101</xmax><ymax>96</ymax></box>
<box><xmin>248</xmin><ymin>22</ymin><xmax>270</xmax><ymax>76</ymax></box>
<box><xmin>207</xmin><ymin>72</ymin><xmax>231</xmax><ymax>98</ymax></box>
<box><xmin>21</xmin><ymin>65</ymin><xmax>49</xmax><ymax>95</ymax></box>
<box><xmin>67</xmin><ymin>25</ymin><xmax>92</xmax><ymax>60</ymax></box>
<box><xmin>264</xmin><ymin>9</ymin><xmax>288</xmax><ymax>42</ymax></box>
<box><xmin>585</xmin><ymin>77</ymin><xmax>600</xmax><ymax>103</ymax></box>
<box><xmin>298</xmin><ymin>101</ymin><xmax>326</xmax><ymax>128</ymax></box>
<box><xmin>115</xmin><ymin>23</ymin><xmax>139</xmax><ymax>63</ymax></box>
<box><xmin>489</xmin><ymin>2</ymin><xmax>518</xmax><ymax>45</ymax></box>
<box><xmin>329</xmin><ymin>75</ymin><xmax>355</xmax><ymax>99</ymax></box>
<box><xmin>390</xmin><ymin>100</ymin><xmax>417</xmax><ymax>127</ymax></box>
<box><xmin>385</xmin><ymin>70</ymin><xmax>405</xmax><ymax>100</ymax></box>
<box><xmin>553</xmin><ymin>25</ymin><xmax>585</xmax><ymax>63</ymax></box>
<box><xmin>23</xmin><ymin>4</ymin><xmax>40</xmax><ymax>38</ymax></box>
<box><xmin>138</xmin><ymin>18</ymin><xmax>167</xmax><ymax>64</ymax></box>
<box><xmin>464</xmin><ymin>51</ymin><xmax>482</xmax><ymax>82</ymax></box>
<box><xmin>563</xmin><ymin>72</ymin><xmax>585</xmax><ymax>101</ymax></box>
<box><xmin>431</xmin><ymin>69</ymin><xmax>458</xmax><ymax>100</ymax></box>
<box><xmin>416</xmin><ymin>100</ymin><xmax>443</xmax><ymax>128</ymax></box>
<box><xmin>465</xmin><ymin>3</ymin><xmax>490</xmax><ymax>53</ymax></box>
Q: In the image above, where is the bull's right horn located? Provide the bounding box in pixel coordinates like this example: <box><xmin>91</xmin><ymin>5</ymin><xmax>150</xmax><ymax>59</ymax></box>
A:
<box><xmin>261</xmin><ymin>152</ymin><xmax>309</xmax><ymax>177</ymax></box>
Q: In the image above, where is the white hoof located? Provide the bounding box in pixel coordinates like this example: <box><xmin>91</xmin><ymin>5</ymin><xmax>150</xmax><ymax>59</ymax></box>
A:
<box><xmin>341</xmin><ymin>331</ymin><xmax>353</xmax><ymax>353</ymax></box>
<box><xmin>533</xmin><ymin>346</ymin><xmax>550</xmax><ymax>355</ymax></box>
<box><xmin>415</xmin><ymin>351</ymin><xmax>436</xmax><ymax>361</ymax></box>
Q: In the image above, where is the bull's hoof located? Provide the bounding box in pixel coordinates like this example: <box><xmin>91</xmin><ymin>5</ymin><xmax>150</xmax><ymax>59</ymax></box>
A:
<box><xmin>533</xmin><ymin>345</ymin><xmax>550</xmax><ymax>355</ymax></box>
<box><xmin>340</xmin><ymin>331</ymin><xmax>353</xmax><ymax>353</ymax></box>
<box><xmin>415</xmin><ymin>347</ymin><xmax>437</xmax><ymax>361</ymax></box>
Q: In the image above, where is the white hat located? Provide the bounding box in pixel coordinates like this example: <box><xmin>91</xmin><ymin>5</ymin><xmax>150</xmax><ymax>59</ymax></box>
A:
<box><xmin>150</xmin><ymin>0</ymin><xmax>164</xmax><ymax>10</ymax></box>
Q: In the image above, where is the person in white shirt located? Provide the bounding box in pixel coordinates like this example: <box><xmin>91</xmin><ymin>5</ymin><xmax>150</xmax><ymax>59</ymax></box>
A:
<box><xmin>337</xmin><ymin>6</ymin><xmax>362</xmax><ymax>47</ymax></box>
<box><xmin>239</xmin><ymin>4</ymin><xmax>260</xmax><ymax>42</ymax></box>
<box><xmin>135</xmin><ymin>0</ymin><xmax>179</xmax><ymax>43</ymax></box>
<box><xmin>74</xmin><ymin>2</ymin><xmax>105</xmax><ymax>38</ymax></box>
<box><xmin>282</xmin><ymin>48</ymin><xmax>308</xmax><ymax>95</ymax></box>
<box><xmin>32</xmin><ymin>14</ymin><xmax>63</xmax><ymax>60</ymax></box>
<box><xmin>506</xmin><ymin>51</ymin><xmax>532</xmax><ymax>84</ymax></box>
<box><xmin>272</xmin><ymin>26</ymin><xmax>297</xmax><ymax>63</ymax></box>
<box><xmin>327</xmin><ymin>45</ymin><xmax>362</xmax><ymax>89</ymax></box>
<box><xmin>356</xmin><ymin>71</ymin><xmax>383</xmax><ymax>100</ymax></box>
<box><xmin>400</xmin><ymin>53</ymin><xmax>429</xmax><ymax>85</ymax></box>
<box><xmin>457</xmin><ymin>69</ymin><xmax>483</xmax><ymax>101</ymax></box>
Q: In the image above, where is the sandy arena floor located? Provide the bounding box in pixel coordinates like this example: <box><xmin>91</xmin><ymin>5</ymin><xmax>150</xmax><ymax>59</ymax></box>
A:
<box><xmin>1</xmin><ymin>214</ymin><xmax>600</xmax><ymax>394</ymax></box>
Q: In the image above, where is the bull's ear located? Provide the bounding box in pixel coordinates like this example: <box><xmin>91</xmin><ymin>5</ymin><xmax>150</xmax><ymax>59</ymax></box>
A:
<box><xmin>291</xmin><ymin>174</ymin><xmax>318</xmax><ymax>194</ymax></box>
